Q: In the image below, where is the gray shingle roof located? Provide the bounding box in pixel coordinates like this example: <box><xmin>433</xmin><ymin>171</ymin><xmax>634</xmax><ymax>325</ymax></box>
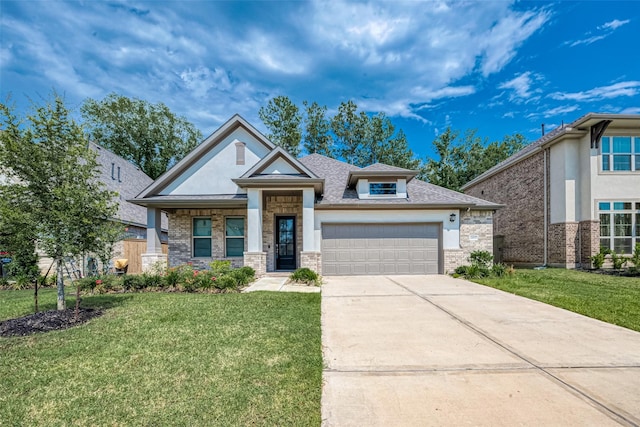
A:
<box><xmin>299</xmin><ymin>154</ymin><xmax>499</xmax><ymax>209</ymax></box>
<box><xmin>360</xmin><ymin>163</ymin><xmax>415</xmax><ymax>172</ymax></box>
<box><xmin>92</xmin><ymin>143</ymin><xmax>168</xmax><ymax>229</ymax></box>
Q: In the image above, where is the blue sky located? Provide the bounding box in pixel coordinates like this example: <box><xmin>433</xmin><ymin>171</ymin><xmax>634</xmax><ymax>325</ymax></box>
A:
<box><xmin>1</xmin><ymin>1</ymin><xmax>639</xmax><ymax>160</ymax></box>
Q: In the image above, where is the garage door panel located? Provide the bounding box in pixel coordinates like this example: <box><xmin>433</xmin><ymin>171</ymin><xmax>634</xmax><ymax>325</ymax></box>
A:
<box><xmin>322</xmin><ymin>223</ymin><xmax>441</xmax><ymax>276</ymax></box>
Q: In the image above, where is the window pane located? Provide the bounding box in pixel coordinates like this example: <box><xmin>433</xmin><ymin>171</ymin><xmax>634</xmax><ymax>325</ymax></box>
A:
<box><xmin>194</xmin><ymin>238</ymin><xmax>211</xmax><ymax>257</ymax></box>
<box><xmin>599</xmin><ymin>213</ymin><xmax>610</xmax><ymax>237</ymax></box>
<box><xmin>614</xmin><ymin>238</ymin><xmax>632</xmax><ymax>254</ymax></box>
<box><xmin>226</xmin><ymin>238</ymin><xmax>244</xmax><ymax>257</ymax></box>
<box><xmin>601</xmin><ymin>137</ymin><xmax>610</xmax><ymax>153</ymax></box>
<box><xmin>193</xmin><ymin>218</ymin><xmax>211</xmax><ymax>236</ymax></box>
<box><xmin>600</xmin><ymin>238</ymin><xmax>611</xmax><ymax>252</ymax></box>
<box><xmin>613</xmin><ymin>136</ymin><xmax>631</xmax><ymax>153</ymax></box>
<box><xmin>614</xmin><ymin>202</ymin><xmax>632</xmax><ymax>210</ymax></box>
<box><xmin>635</xmin><ymin>137</ymin><xmax>640</xmax><ymax>153</ymax></box>
<box><xmin>226</xmin><ymin>218</ymin><xmax>244</xmax><ymax>237</ymax></box>
<box><xmin>635</xmin><ymin>155</ymin><xmax>640</xmax><ymax>171</ymax></box>
<box><xmin>599</xmin><ymin>202</ymin><xmax>610</xmax><ymax>211</ymax></box>
<box><xmin>614</xmin><ymin>213</ymin><xmax>632</xmax><ymax>236</ymax></box>
<box><xmin>637</xmin><ymin>213</ymin><xmax>640</xmax><ymax>237</ymax></box>
<box><xmin>370</xmin><ymin>183</ymin><xmax>397</xmax><ymax>195</ymax></box>
<box><xmin>613</xmin><ymin>155</ymin><xmax>631</xmax><ymax>170</ymax></box>
<box><xmin>602</xmin><ymin>155</ymin><xmax>610</xmax><ymax>171</ymax></box>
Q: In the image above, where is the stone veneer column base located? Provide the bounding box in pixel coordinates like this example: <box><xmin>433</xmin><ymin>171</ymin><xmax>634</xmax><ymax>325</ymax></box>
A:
<box><xmin>244</xmin><ymin>252</ymin><xmax>267</xmax><ymax>276</ymax></box>
<box><xmin>141</xmin><ymin>253</ymin><xmax>168</xmax><ymax>273</ymax></box>
<box><xmin>443</xmin><ymin>249</ymin><xmax>465</xmax><ymax>274</ymax></box>
<box><xmin>300</xmin><ymin>251</ymin><xmax>322</xmax><ymax>275</ymax></box>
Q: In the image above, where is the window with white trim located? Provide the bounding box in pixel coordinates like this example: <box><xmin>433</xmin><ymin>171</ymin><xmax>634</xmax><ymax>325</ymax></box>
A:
<box><xmin>369</xmin><ymin>182</ymin><xmax>396</xmax><ymax>196</ymax></box>
<box><xmin>225</xmin><ymin>217</ymin><xmax>245</xmax><ymax>257</ymax></box>
<box><xmin>192</xmin><ymin>218</ymin><xmax>212</xmax><ymax>257</ymax></box>
<box><xmin>601</xmin><ymin>136</ymin><xmax>640</xmax><ymax>171</ymax></box>
<box><xmin>598</xmin><ymin>201</ymin><xmax>640</xmax><ymax>254</ymax></box>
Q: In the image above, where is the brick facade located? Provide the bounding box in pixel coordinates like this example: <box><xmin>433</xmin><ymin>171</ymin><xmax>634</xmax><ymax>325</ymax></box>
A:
<box><xmin>548</xmin><ymin>222</ymin><xmax>579</xmax><ymax>268</ymax></box>
<box><xmin>168</xmin><ymin>208</ymin><xmax>247</xmax><ymax>269</ymax></box>
<box><xmin>443</xmin><ymin>210</ymin><xmax>494</xmax><ymax>273</ymax></box>
<box><xmin>465</xmin><ymin>152</ymin><xmax>545</xmax><ymax>265</ymax></box>
<box><xmin>580</xmin><ymin>220</ymin><xmax>600</xmax><ymax>267</ymax></box>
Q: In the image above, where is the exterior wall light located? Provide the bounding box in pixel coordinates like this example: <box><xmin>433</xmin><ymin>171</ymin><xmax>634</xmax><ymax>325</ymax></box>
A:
<box><xmin>449</xmin><ymin>213</ymin><xmax>457</xmax><ymax>222</ymax></box>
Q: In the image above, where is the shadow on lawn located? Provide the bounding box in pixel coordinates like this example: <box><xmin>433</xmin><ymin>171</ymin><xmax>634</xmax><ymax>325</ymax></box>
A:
<box><xmin>34</xmin><ymin>293</ymin><xmax>134</xmax><ymax>313</ymax></box>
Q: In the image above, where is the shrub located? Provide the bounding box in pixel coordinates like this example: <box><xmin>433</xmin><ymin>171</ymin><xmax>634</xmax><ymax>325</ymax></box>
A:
<box><xmin>142</xmin><ymin>273</ymin><xmax>164</xmax><ymax>289</ymax></box>
<box><xmin>209</xmin><ymin>260</ymin><xmax>232</xmax><ymax>276</ymax></box>
<box><xmin>237</xmin><ymin>266</ymin><xmax>256</xmax><ymax>282</ymax></box>
<box><xmin>591</xmin><ymin>249</ymin><xmax>607</xmax><ymax>269</ymax></box>
<box><xmin>289</xmin><ymin>268</ymin><xmax>321</xmax><ymax>286</ymax></box>
<box><xmin>491</xmin><ymin>263</ymin><xmax>508</xmax><ymax>277</ymax></box>
<box><xmin>214</xmin><ymin>274</ymin><xmax>237</xmax><ymax>290</ymax></box>
<box><xmin>469</xmin><ymin>250</ymin><xmax>493</xmax><ymax>268</ymax></box>
<box><xmin>630</xmin><ymin>243</ymin><xmax>640</xmax><ymax>272</ymax></box>
<box><xmin>164</xmin><ymin>267</ymin><xmax>181</xmax><ymax>288</ymax></box>
<box><xmin>122</xmin><ymin>274</ymin><xmax>145</xmax><ymax>291</ymax></box>
<box><xmin>610</xmin><ymin>250</ymin><xmax>627</xmax><ymax>270</ymax></box>
<box><xmin>229</xmin><ymin>268</ymin><xmax>254</xmax><ymax>286</ymax></box>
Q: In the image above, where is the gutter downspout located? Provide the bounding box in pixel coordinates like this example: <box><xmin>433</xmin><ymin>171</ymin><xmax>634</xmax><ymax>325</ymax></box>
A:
<box><xmin>543</xmin><ymin>148</ymin><xmax>548</xmax><ymax>266</ymax></box>
<box><xmin>542</xmin><ymin>148</ymin><xmax>549</xmax><ymax>266</ymax></box>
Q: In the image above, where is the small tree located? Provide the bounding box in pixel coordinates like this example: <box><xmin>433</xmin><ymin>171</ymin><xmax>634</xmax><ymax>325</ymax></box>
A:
<box><xmin>1</xmin><ymin>94</ymin><xmax>118</xmax><ymax>310</ymax></box>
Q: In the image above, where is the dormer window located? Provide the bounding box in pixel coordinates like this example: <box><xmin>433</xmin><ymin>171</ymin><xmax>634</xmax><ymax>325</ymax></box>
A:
<box><xmin>369</xmin><ymin>182</ymin><xmax>397</xmax><ymax>196</ymax></box>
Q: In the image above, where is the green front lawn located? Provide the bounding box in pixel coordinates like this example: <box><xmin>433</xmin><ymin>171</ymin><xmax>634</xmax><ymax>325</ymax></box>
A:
<box><xmin>473</xmin><ymin>268</ymin><xmax>640</xmax><ymax>332</ymax></box>
<box><xmin>0</xmin><ymin>289</ymin><xmax>322</xmax><ymax>426</ymax></box>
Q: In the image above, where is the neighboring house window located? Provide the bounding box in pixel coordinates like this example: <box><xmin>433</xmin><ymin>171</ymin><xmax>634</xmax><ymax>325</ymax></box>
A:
<box><xmin>601</xmin><ymin>136</ymin><xmax>640</xmax><ymax>171</ymax></box>
<box><xmin>599</xmin><ymin>201</ymin><xmax>640</xmax><ymax>254</ymax></box>
<box><xmin>193</xmin><ymin>218</ymin><xmax>212</xmax><ymax>257</ymax></box>
<box><xmin>369</xmin><ymin>182</ymin><xmax>396</xmax><ymax>196</ymax></box>
<box><xmin>225</xmin><ymin>217</ymin><xmax>245</xmax><ymax>257</ymax></box>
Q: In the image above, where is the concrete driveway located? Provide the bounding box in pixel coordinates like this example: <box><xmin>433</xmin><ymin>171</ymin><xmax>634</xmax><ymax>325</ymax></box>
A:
<box><xmin>321</xmin><ymin>275</ymin><xmax>640</xmax><ymax>426</ymax></box>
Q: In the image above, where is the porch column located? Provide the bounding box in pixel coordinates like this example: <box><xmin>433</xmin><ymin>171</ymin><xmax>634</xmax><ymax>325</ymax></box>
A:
<box><xmin>300</xmin><ymin>187</ymin><xmax>321</xmax><ymax>274</ymax></box>
<box><xmin>146</xmin><ymin>207</ymin><xmax>163</xmax><ymax>253</ymax></box>
<box><xmin>247</xmin><ymin>188</ymin><xmax>263</xmax><ymax>251</ymax></box>
<box><xmin>141</xmin><ymin>207</ymin><xmax>167</xmax><ymax>272</ymax></box>
<box><xmin>244</xmin><ymin>188</ymin><xmax>266</xmax><ymax>275</ymax></box>
<box><xmin>302</xmin><ymin>188</ymin><xmax>315</xmax><ymax>251</ymax></box>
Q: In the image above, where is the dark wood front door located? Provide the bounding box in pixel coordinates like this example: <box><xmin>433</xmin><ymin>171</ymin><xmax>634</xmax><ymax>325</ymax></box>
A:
<box><xmin>276</xmin><ymin>216</ymin><xmax>296</xmax><ymax>270</ymax></box>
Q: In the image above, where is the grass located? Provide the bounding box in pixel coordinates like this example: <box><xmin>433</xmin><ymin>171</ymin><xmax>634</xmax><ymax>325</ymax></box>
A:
<box><xmin>0</xmin><ymin>288</ymin><xmax>322</xmax><ymax>426</ymax></box>
<box><xmin>472</xmin><ymin>268</ymin><xmax>640</xmax><ymax>332</ymax></box>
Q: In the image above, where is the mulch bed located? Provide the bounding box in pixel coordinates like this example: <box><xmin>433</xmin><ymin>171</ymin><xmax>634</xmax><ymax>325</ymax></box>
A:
<box><xmin>0</xmin><ymin>308</ymin><xmax>104</xmax><ymax>338</ymax></box>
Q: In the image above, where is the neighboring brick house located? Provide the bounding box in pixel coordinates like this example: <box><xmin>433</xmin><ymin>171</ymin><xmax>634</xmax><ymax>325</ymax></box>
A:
<box><xmin>131</xmin><ymin>114</ymin><xmax>499</xmax><ymax>276</ymax></box>
<box><xmin>462</xmin><ymin>113</ymin><xmax>640</xmax><ymax>268</ymax></box>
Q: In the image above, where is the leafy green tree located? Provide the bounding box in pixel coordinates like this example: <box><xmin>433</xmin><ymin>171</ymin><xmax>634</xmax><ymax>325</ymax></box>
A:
<box><xmin>81</xmin><ymin>93</ymin><xmax>202</xmax><ymax>179</ymax></box>
<box><xmin>358</xmin><ymin>113</ymin><xmax>421</xmax><ymax>170</ymax></box>
<box><xmin>0</xmin><ymin>95</ymin><xmax>118</xmax><ymax>310</ymax></box>
<box><xmin>331</xmin><ymin>100</ymin><xmax>369</xmax><ymax>165</ymax></box>
<box><xmin>259</xmin><ymin>96</ymin><xmax>302</xmax><ymax>156</ymax></box>
<box><xmin>421</xmin><ymin>127</ymin><xmax>527</xmax><ymax>191</ymax></box>
<box><xmin>302</xmin><ymin>101</ymin><xmax>333</xmax><ymax>156</ymax></box>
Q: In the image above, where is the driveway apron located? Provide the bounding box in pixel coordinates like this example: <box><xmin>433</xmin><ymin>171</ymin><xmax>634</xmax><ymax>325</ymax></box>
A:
<box><xmin>321</xmin><ymin>275</ymin><xmax>640</xmax><ymax>426</ymax></box>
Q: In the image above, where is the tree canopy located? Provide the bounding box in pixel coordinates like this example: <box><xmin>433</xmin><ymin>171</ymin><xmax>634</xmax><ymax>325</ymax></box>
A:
<box><xmin>81</xmin><ymin>93</ymin><xmax>202</xmax><ymax>179</ymax></box>
<box><xmin>259</xmin><ymin>96</ymin><xmax>302</xmax><ymax>157</ymax></box>
<box><xmin>0</xmin><ymin>94</ymin><xmax>118</xmax><ymax>310</ymax></box>
<box><xmin>421</xmin><ymin>127</ymin><xmax>527</xmax><ymax>191</ymax></box>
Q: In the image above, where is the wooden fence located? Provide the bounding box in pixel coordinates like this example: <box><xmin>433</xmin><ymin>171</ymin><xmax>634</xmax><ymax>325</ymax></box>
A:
<box><xmin>123</xmin><ymin>240</ymin><xmax>169</xmax><ymax>274</ymax></box>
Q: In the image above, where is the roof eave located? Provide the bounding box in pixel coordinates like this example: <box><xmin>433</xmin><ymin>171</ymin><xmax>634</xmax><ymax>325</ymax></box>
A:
<box><xmin>347</xmin><ymin>170</ymin><xmax>419</xmax><ymax>187</ymax></box>
<box><xmin>127</xmin><ymin>198</ymin><xmax>248</xmax><ymax>209</ymax></box>
<box><xmin>313</xmin><ymin>202</ymin><xmax>499</xmax><ymax>210</ymax></box>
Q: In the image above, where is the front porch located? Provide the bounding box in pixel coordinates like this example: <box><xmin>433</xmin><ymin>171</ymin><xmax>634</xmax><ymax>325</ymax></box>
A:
<box><xmin>144</xmin><ymin>188</ymin><xmax>321</xmax><ymax>276</ymax></box>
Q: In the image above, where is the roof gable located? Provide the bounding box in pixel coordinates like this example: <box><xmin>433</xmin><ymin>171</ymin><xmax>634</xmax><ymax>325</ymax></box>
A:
<box><xmin>240</xmin><ymin>146</ymin><xmax>319</xmax><ymax>178</ymax></box>
<box><xmin>137</xmin><ymin>115</ymin><xmax>274</xmax><ymax>198</ymax></box>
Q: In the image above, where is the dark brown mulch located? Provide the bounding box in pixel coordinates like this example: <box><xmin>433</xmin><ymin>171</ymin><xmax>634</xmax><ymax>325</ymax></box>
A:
<box><xmin>0</xmin><ymin>308</ymin><xmax>104</xmax><ymax>338</ymax></box>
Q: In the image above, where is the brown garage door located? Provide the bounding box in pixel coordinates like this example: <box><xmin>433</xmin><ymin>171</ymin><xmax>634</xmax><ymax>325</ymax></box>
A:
<box><xmin>321</xmin><ymin>223</ymin><xmax>441</xmax><ymax>275</ymax></box>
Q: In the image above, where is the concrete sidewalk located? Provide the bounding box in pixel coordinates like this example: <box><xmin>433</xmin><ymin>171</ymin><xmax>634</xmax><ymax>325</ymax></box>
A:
<box><xmin>322</xmin><ymin>275</ymin><xmax>640</xmax><ymax>426</ymax></box>
<box><xmin>243</xmin><ymin>276</ymin><xmax>321</xmax><ymax>293</ymax></box>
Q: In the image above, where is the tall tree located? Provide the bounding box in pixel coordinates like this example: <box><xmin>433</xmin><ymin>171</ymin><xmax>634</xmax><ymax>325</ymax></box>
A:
<box><xmin>81</xmin><ymin>93</ymin><xmax>202</xmax><ymax>179</ymax></box>
<box><xmin>331</xmin><ymin>100</ymin><xmax>369</xmax><ymax>165</ymax></box>
<box><xmin>259</xmin><ymin>96</ymin><xmax>302</xmax><ymax>156</ymax></box>
<box><xmin>421</xmin><ymin>127</ymin><xmax>527</xmax><ymax>191</ymax></box>
<box><xmin>302</xmin><ymin>101</ymin><xmax>333</xmax><ymax>156</ymax></box>
<box><xmin>0</xmin><ymin>95</ymin><xmax>118</xmax><ymax>310</ymax></box>
<box><xmin>377</xmin><ymin>129</ymin><xmax>421</xmax><ymax>170</ymax></box>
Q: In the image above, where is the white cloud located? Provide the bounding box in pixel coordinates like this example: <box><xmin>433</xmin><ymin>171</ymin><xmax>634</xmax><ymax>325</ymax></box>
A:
<box><xmin>569</xmin><ymin>35</ymin><xmax>607</xmax><ymax>47</ymax></box>
<box><xmin>619</xmin><ymin>107</ymin><xmax>640</xmax><ymax>115</ymax></box>
<box><xmin>600</xmin><ymin>19</ymin><xmax>630</xmax><ymax>30</ymax></box>
<box><xmin>549</xmin><ymin>81</ymin><xmax>640</xmax><ymax>102</ymax></box>
<box><xmin>541</xmin><ymin>105</ymin><xmax>579</xmax><ymax>118</ymax></box>
<box><xmin>498</xmin><ymin>72</ymin><xmax>543</xmax><ymax>101</ymax></box>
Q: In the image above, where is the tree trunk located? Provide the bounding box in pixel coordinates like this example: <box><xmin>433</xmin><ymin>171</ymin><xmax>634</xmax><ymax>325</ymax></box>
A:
<box><xmin>56</xmin><ymin>258</ymin><xmax>65</xmax><ymax>311</ymax></box>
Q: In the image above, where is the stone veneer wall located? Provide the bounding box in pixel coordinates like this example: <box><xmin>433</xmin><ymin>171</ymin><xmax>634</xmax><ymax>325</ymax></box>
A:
<box><xmin>300</xmin><ymin>251</ymin><xmax>322</xmax><ymax>275</ymax></box>
<box><xmin>262</xmin><ymin>195</ymin><xmax>303</xmax><ymax>272</ymax></box>
<box><xmin>548</xmin><ymin>222</ymin><xmax>579</xmax><ymax>268</ymax></box>
<box><xmin>168</xmin><ymin>208</ymin><xmax>247</xmax><ymax>269</ymax></box>
<box><xmin>580</xmin><ymin>220</ymin><xmax>600</xmax><ymax>267</ymax></box>
<box><xmin>444</xmin><ymin>210</ymin><xmax>494</xmax><ymax>273</ymax></box>
<box><xmin>464</xmin><ymin>152</ymin><xmax>545</xmax><ymax>265</ymax></box>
